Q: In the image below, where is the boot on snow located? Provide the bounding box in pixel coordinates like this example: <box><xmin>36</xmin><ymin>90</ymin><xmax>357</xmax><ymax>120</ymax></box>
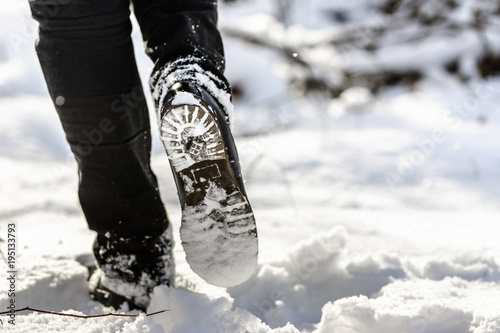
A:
<box><xmin>88</xmin><ymin>227</ymin><xmax>174</xmax><ymax>311</ymax></box>
<box><xmin>159</xmin><ymin>81</ymin><xmax>258</xmax><ymax>287</ymax></box>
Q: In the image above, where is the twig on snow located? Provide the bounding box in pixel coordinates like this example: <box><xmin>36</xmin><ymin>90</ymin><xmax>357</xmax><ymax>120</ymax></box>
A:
<box><xmin>0</xmin><ymin>306</ymin><xmax>167</xmax><ymax>318</ymax></box>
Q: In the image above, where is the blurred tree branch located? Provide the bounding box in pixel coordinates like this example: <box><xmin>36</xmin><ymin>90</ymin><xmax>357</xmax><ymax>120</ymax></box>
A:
<box><xmin>221</xmin><ymin>0</ymin><xmax>500</xmax><ymax>97</ymax></box>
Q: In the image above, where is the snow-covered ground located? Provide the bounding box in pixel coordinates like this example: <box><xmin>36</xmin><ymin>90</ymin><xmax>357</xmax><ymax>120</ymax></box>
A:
<box><xmin>1</xmin><ymin>1</ymin><xmax>500</xmax><ymax>332</ymax></box>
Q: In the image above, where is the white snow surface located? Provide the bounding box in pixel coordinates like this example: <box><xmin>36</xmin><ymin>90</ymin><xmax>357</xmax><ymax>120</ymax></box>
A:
<box><xmin>1</xmin><ymin>0</ymin><xmax>500</xmax><ymax>332</ymax></box>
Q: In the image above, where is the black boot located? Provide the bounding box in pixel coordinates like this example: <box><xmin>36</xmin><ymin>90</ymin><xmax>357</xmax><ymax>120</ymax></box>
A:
<box><xmin>159</xmin><ymin>82</ymin><xmax>258</xmax><ymax>287</ymax></box>
<box><xmin>88</xmin><ymin>227</ymin><xmax>174</xmax><ymax>311</ymax></box>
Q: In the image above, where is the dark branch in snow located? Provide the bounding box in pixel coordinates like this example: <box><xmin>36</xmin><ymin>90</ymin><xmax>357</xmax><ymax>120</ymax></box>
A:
<box><xmin>0</xmin><ymin>306</ymin><xmax>167</xmax><ymax>318</ymax></box>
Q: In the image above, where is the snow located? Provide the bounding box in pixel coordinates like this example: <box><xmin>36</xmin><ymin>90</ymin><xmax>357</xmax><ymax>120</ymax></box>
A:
<box><xmin>170</xmin><ymin>92</ymin><xmax>202</xmax><ymax>108</ymax></box>
<box><xmin>1</xmin><ymin>0</ymin><xmax>500</xmax><ymax>332</ymax></box>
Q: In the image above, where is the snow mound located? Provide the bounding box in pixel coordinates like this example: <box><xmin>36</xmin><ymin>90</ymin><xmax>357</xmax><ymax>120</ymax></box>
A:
<box><xmin>315</xmin><ymin>277</ymin><xmax>500</xmax><ymax>333</ymax></box>
<box><xmin>143</xmin><ymin>226</ymin><xmax>408</xmax><ymax>332</ymax></box>
<box><xmin>0</xmin><ymin>258</ymin><xmax>88</xmax><ymax>312</ymax></box>
<box><xmin>228</xmin><ymin>226</ymin><xmax>406</xmax><ymax>330</ymax></box>
<box><xmin>148</xmin><ymin>286</ymin><xmax>298</xmax><ymax>333</ymax></box>
<box><xmin>1</xmin><ymin>258</ymin><xmax>165</xmax><ymax>332</ymax></box>
<box><xmin>420</xmin><ymin>256</ymin><xmax>500</xmax><ymax>282</ymax></box>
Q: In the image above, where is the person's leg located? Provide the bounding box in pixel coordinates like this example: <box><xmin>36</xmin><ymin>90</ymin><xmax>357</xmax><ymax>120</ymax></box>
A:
<box><xmin>132</xmin><ymin>0</ymin><xmax>233</xmax><ymax>121</ymax></box>
<box><xmin>132</xmin><ymin>0</ymin><xmax>258</xmax><ymax>287</ymax></box>
<box><xmin>29</xmin><ymin>0</ymin><xmax>173</xmax><ymax>309</ymax></box>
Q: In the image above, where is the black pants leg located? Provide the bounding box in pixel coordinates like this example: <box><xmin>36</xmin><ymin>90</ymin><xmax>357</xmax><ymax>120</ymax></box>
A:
<box><xmin>30</xmin><ymin>0</ymin><xmax>230</xmax><ymax>245</ymax></box>
<box><xmin>132</xmin><ymin>0</ymin><xmax>233</xmax><ymax>117</ymax></box>
<box><xmin>30</xmin><ymin>0</ymin><xmax>169</xmax><ymax>242</ymax></box>
<box><xmin>133</xmin><ymin>0</ymin><xmax>226</xmax><ymax>75</ymax></box>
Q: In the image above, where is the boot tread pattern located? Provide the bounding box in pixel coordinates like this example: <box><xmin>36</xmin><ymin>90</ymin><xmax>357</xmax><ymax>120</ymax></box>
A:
<box><xmin>160</xmin><ymin>98</ymin><xmax>258</xmax><ymax>287</ymax></box>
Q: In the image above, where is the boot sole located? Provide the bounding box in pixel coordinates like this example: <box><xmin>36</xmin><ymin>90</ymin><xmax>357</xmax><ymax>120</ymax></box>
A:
<box><xmin>160</xmin><ymin>99</ymin><xmax>258</xmax><ymax>287</ymax></box>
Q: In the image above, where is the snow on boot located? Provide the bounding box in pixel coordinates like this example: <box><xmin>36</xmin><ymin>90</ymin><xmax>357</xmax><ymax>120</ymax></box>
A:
<box><xmin>88</xmin><ymin>227</ymin><xmax>174</xmax><ymax>311</ymax></box>
<box><xmin>159</xmin><ymin>81</ymin><xmax>258</xmax><ymax>287</ymax></box>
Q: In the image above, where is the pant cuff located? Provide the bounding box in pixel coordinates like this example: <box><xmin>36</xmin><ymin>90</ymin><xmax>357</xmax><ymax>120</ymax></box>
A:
<box><xmin>150</xmin><ymin>56</ymin><xmax>234</xmax><ymax>130</ymax></box>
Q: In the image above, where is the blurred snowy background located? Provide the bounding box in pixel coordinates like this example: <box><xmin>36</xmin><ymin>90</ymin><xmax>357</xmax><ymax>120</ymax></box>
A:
<box><xmin>1</xmin><ymin>0</ymin><xmax>500</xmax><ymax>332</ymax></box>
